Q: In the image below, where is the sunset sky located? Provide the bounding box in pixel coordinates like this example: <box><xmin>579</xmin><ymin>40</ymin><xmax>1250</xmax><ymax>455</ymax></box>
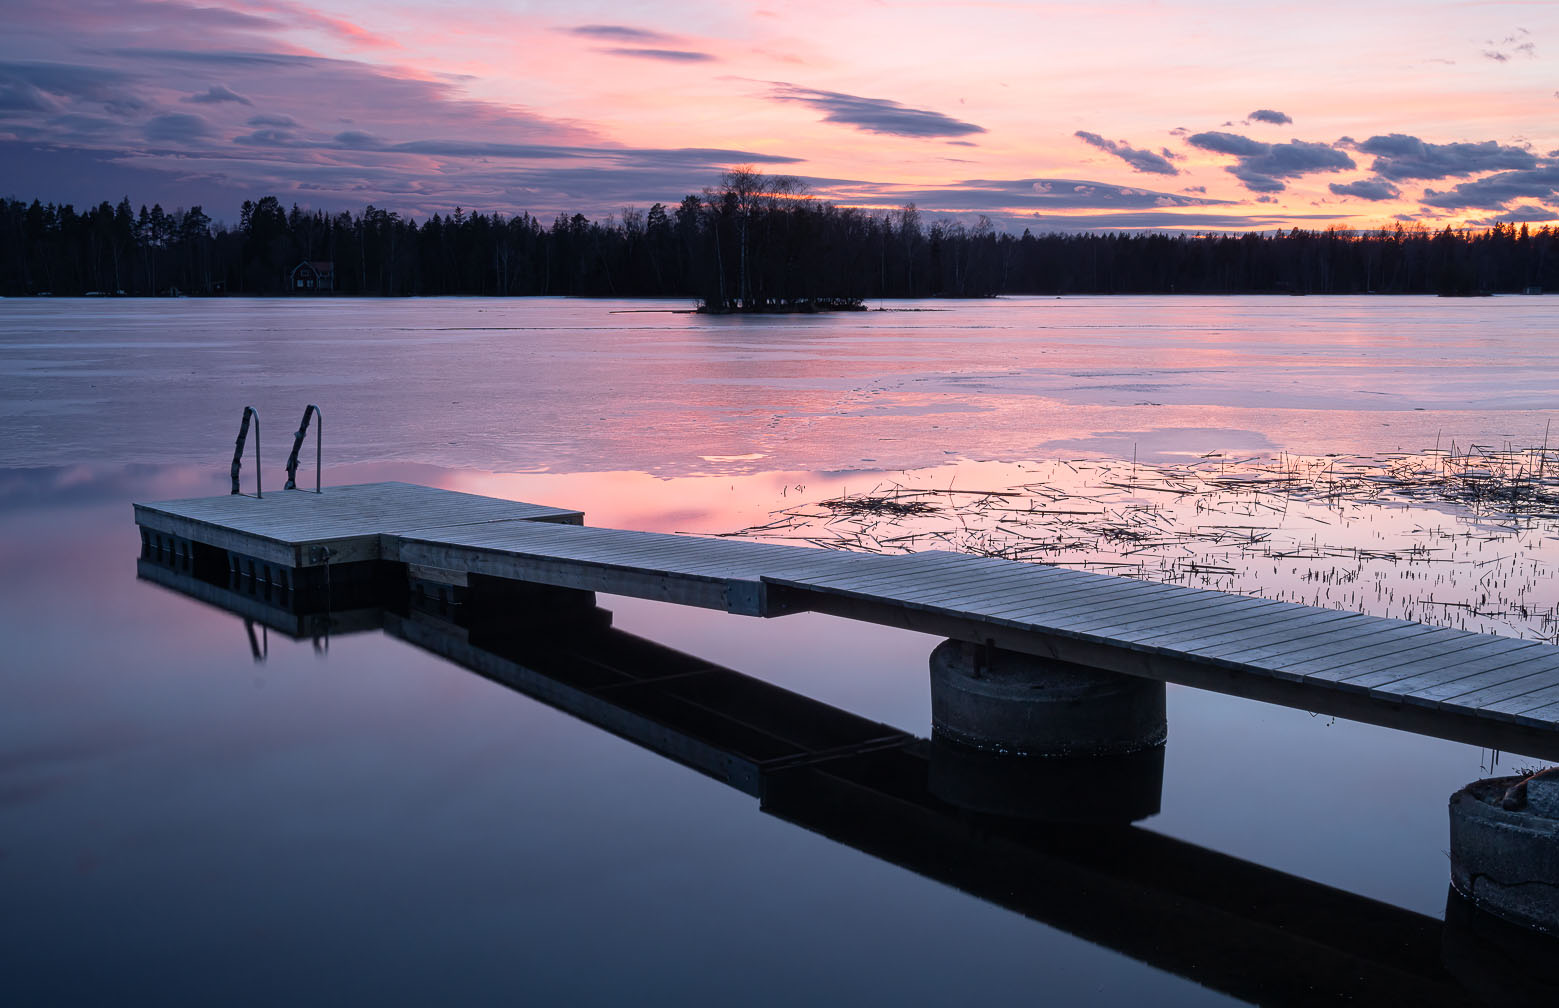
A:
<box><xmin>3</xmin><ymin>0</ymin><xmax>1556</xmax><ymax>233</ymax></box>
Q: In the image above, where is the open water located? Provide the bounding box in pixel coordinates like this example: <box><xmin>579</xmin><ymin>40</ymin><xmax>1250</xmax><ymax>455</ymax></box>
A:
<box><xmin>3</xmin><ymin>295</ymin><xmax>1558</xmax><ymax>1005</ymax></box>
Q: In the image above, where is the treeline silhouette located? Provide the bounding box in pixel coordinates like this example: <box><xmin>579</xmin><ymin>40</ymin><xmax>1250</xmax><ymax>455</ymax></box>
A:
<box><xmin>3</xmin><ymin>170</ymin><xmax>1554</xmax><ymax>300</ymax></box>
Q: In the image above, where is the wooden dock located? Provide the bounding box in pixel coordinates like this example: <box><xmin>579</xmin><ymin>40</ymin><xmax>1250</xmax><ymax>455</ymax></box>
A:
<box><xmin>134</xmin><ymin>482</ymin><xmax>1559</xmax><ymax>758</ymax></box>
<box><xmin>134</xmin><ymin>481</ymin><xmax>582</xmax><ymax>568</ymax></box>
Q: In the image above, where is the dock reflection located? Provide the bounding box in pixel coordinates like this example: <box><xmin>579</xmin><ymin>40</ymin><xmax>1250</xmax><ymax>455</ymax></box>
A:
<box><xmin>136</xmin><ymin>554</ymin><xmax>1555</xmax><ymax>1007</ymax></box>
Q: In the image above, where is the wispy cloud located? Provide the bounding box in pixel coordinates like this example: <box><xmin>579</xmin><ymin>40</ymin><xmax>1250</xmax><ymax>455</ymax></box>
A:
<box><xmin>145</xmin><ymin>112</ymin><xmax>210</xmax><ymax>142</ymax></box>
<box><xmin>234</xmin><ymin>127</ymin><xmax>801</xmax><ymax>167</ymax></box>
<box><xmin>1467</xmin><ymin>205</ymin><xmax>1557</xmax><ymax>226</ymax></box>
<box><xmin>0</xmin><ymin>77</ymin><xmax>59</xmax><ymax>113</ymax></box>
<box><xmin>818</xmin><ymin>176</ymin><xmax>1227</xmax><ymax>212</ymax></box>
<box><xmin>1482</xmin><ymin>27</ymin><xmax>1535</xmax><ymax>62</ymax></box>
<box><xmin>564</xmin><ymin>25</ymin><xmax>676</xmax><ymax>43</ymax></box>
<box><xmin>600</xmin><ymin>48</ymin><xmax>715</xmax><ymax>63</ymax></box>
<box><xmin>98</xmin><ymin>45</ymin><xmax>601</xmax><ymax>145</ymax></box>
<box><xmin>0</xmin><ymin>60</ymin><xmax>140</xmax><ymax>111</ymax></box>
<box><xmin>1023</xmin><ymin>209</ymin><xmax>1348</xmax><ymax>233</ymax></box>
<box><xmin>770</xmin><ymin>84</ymin><xmax>986</xmax><ymax>138</ymax></box>
<box><xmin>561</xmin><ymin>23</ymin><xmax>713</xmax><ymax>62</ymax></box>
<box><xmin>103</xmin><ymin>47</ymin><xmax>317</xmax><ymax>69</ymax></box>
<box><xmin>1074</xmin><ymin>131</ymin><xmax>1179</xmax><ymax>175</ymax></box>
<box><xmin>185</xmin><ymin>85</ymin><xmax>251</xmax><ymax>105</ymax></box>
<box><xmin>244</xmin><ymin>0</ymin><xmax>397</xmax><ymax>48</ymax></box>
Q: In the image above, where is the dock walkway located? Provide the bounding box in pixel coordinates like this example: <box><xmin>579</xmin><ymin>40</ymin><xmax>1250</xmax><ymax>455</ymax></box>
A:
<box><xmin>135</xmin><ymin>482</ymin><xmax>1559</xmax><ymax>757</ymax></box>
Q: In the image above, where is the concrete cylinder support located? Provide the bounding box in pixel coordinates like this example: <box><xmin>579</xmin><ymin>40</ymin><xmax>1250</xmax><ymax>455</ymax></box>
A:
<box><xmin>929</xmin><ymin>639</ymin><xmax>1167</xmax><ymax>757</ymax></box>
<box><xmin>1449</xmin><ymin>773</ymin><xmax>1559</xmax><ymax>937</ymax></box>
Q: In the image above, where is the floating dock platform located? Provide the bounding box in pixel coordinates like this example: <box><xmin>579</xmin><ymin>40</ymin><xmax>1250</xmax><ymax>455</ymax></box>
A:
<box><xmin>134</xmin><ymin>481</ymin><xmax>1559</xmax><ymax>759</ymax></box>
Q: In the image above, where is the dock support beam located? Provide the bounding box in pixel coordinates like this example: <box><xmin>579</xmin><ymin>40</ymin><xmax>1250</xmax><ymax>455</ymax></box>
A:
<box><xmin>1449</xmin><ymin>772</ymin><xmax>1559</xmax><ymax>937</ymax></box>
<box><xmin>929</xmin><ymin>639</ymin><xmax>1167</xmax><ymax>757</ymax></box>
<box><xmin>927</xmin><ymin>639</ymin><xmax>1167</xmax><ymax>823</ymax></box>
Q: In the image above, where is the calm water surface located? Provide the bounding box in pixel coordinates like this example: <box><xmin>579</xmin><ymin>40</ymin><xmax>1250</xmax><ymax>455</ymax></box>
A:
<box><xmin>3</xmin><ymin>296</ymin><xmax>1557</xmax><ymax>1005</ymax></box>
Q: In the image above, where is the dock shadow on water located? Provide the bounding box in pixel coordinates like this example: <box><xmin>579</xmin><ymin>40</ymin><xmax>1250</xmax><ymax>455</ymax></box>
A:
<box><xmin>135</xmin><ymin>543</ymin><xmax>1559</xmax><ymax>1008</ymax></box>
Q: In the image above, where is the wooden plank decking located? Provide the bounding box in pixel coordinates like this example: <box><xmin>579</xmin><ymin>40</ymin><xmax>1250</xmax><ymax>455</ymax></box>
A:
<box><xmin>134</xmin><ymin>482</ymin><xmax>1559</xmax><ymax>756</ymax></box>
<box><xmin>134</xmin><ymin>482</ymin><xmax>582</xmax><ymax>567</ymax></box>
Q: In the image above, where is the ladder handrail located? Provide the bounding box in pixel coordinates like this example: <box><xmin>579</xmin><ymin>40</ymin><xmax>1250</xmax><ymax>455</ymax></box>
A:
<box><xmin>230</xmin><ymin>406</ymin><xmax>261</xmax><ymax>497</ymax></box>
<box><xmin>284</xmin><ymin>404</ymin><xmax>323</xmax><ymax>493</ymax></box>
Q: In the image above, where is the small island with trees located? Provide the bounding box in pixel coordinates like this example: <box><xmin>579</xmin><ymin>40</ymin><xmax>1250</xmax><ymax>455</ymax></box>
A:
<box><xmin>688</xmin><ymin>169</ymin><xmax>865</xmax><ymax>313</ymax></box>
<box><xmin>1</xmin><ymin>167</ymin><xmax>1553</xmax><ymax>300</ymax></box>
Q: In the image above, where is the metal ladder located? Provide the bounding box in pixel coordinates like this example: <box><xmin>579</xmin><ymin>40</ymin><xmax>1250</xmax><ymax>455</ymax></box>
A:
<box><xmin>229</xmin><ymin>404</ymin><xmax>324</xmax><ymax>496</ymax></box>
<box><xmin>283</xmin><ymin>404</ymin><xmax>323</xmax><ymax>493</ymax></box>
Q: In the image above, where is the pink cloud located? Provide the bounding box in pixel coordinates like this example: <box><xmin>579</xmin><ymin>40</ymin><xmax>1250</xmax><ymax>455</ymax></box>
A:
<box><xmin>237</xmin><ymin>0</ymin><xmax>400</xmax><ymax>50</ymax></box>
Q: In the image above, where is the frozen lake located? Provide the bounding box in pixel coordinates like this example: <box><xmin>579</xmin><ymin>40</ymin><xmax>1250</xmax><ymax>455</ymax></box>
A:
<box><xmin>3</xmin><ymin>295</ymin><xmax>1557</xmax><ymax>1004</ymax></box>
<box><xmin>5</xmin><ymin>294</ymin><xmax>1557</xmax><ymax>473</ymax></box>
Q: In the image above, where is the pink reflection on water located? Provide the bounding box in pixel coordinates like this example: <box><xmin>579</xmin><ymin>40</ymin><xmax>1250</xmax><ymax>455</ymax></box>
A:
<box><xmin>407</xmin><ymin>449</ymin><xmax>1559</xmax><ymax>642</ymax></box>
<box><xmin>437</xmin><ymin>466</ymin><xmax>881</xmax><ymax>534</ymax></box>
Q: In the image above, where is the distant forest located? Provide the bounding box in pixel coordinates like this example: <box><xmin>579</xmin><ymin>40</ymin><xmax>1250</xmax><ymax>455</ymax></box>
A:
<box><xmin>3</xmin><ymin>170</ymin><xmax>1554</xmax><ymax>301</ymax></box>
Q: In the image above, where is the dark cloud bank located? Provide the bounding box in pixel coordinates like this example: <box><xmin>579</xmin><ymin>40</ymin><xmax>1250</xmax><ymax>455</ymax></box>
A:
<box><xmin>1328</xmin><ymin>178</ymin><xmax>1400</xmax><ymax>201</ymax></box>
<box><xmin>1188</xmin><ymin>131</ymin><xmax>1354</xmax><ymax>192</ymax></box>
<box><xmin>1351</xmin><ymin>134</ymin><xmax>1536</xmax><ymax>179</ymax></box>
